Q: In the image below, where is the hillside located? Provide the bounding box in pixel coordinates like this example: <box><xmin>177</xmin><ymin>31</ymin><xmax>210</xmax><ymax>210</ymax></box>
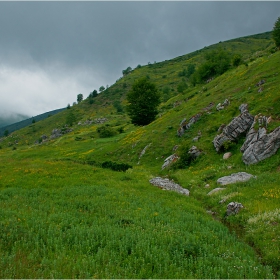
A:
<box><xmin>0</xmin><ymin>31</ymin><xmax>279</xmax><ymax>278</ymax></box>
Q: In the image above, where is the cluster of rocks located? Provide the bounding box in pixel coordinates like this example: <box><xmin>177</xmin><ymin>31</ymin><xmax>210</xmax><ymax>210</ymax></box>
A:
<box><xmin>213</xmin><ymin>103</ymin><xmax>280</xmax><ymax>165</ymax></box>
<box><xmin>94</xmin><ymin>118</ymin><xmax>108</xmax><ymax>124</ymax></box>
<box><xmin>149</xmin><ymin>177</ymin><xmax>190</xmax><ymax>196</ymax></box>
<box><xmin>49</xmin><ymin>128</ymin><xmax>72</xmax><ymax>140</ymax></box>
<box><xmin>177</xmin><ymin>113</ymin><xmax>201</xmax><ymax>137</ymax></box>
<box><xmin>216</xmin><ymin>99</ymin><xmax>230</xmax><ymax>111</ymax></box>
<box><xmin>78</xmin><ymin>120</ymin><xmax>93</xmax><ymax>126</ymax></box>
<box><xmin>206</xmin><ymin>172</ymin><xmax>253</xmax><ymax>216</ymax></box>
<box><xmin>226</xmin><ymin>202</ymin><xmax>244</xmax><ymax>216</ymax></box>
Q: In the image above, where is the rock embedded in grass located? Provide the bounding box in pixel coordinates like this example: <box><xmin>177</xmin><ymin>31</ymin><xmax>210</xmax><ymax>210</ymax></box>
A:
<box><xmin>207</xmin><ymin>188</ymin><xmax>226</xmax><ymax>196</ymax></box>
<box><xmin>149</xmin><ymin>177</ymin><xmax>189</xmax><ymax>196</ymax></box>
<box><xmin>226</xmin><ymin>202</ymin><xmax>244</xmax><ymax>216</ymax></box>
<box><xmin>217</xmin><ymin>172</ymin><xmax>256</xmax><ymax>186</ymax></box>
<box><xmin>223</xmin><ymin>152</ymin><xmax>232</xmax><ymax>160</ymax></box>
<box><xmin>162</xmin><ymin>154</ymin><xmax>179</xmax><ymax>169</ymax></box>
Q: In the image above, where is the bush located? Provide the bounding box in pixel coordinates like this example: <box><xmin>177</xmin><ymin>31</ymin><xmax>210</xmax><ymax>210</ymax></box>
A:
<box><xmin>232</xmin><ymin>54</ymin><xmax>242</xmax><ymax>67</ymax></box>
<box><xmin>101</xmin><ymin>161</ymin><xmax>132</xmax><ymax>172</ymax></box>
<box><xmin>97</xmin><ymin>125</ymin><xmax>116</xmax><ymax>138</ymax></box>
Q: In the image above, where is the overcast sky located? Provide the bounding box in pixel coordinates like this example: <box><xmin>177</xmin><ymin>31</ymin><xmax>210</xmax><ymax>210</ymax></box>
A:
<box><xmin>0</xmin><ymin>1</ymin><xmax>279</xmax><ymax>124</ymax></box>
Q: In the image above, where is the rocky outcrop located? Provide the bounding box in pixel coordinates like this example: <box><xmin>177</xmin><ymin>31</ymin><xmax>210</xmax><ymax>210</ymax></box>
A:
<box><xmin>217</xmin><ymin>172</ymin><xmax>255</xmax><ymax>186</ymax></box>
<box><xmin>241</xmin><ymin>115</ymin><xmax>280</xmax><ymax>165</ymax></box>
<box><xmin>213</xmin><ymin>104</ymin><xmax>254</xmax><ymax>152</ymax></box>
<box><xmin>162</xmin><ymin>154</ymin><xmax>179</xmax><ymax>170</ymax></box>
<box><xmin>50</xmin><ymin>128</ymin><xmax>72</xmax><ymax>139</ymax></box>
<box><xmin>177</xmin><ymin>113</ymin><xmax>201</xmax><ymax>137</ymax></box>
<box><xmin>226</xmin><ymin>202</ymin><xmax>244</xmax><ymax>216</ymax></box>
<box><xmin>149</xmin><ymin>177</ymin><xmax>189</xmax><ymax>196</ymax></box>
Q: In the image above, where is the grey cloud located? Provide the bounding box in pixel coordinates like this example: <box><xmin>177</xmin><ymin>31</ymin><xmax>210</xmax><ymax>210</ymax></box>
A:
<box><xmin>0</xmin><ymin>1</ymin><xmax>279</xmax><ymax>121</ymax></box>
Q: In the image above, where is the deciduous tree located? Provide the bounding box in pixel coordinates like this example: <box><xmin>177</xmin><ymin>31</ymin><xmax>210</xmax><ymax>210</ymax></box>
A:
<box><xmin>127</xmin><ymin>77</ymin><xmax>160</xmax><ymax>126</ymax></box>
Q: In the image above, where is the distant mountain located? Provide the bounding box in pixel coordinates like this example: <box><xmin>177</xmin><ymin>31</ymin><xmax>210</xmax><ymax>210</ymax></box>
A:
<box><xmin>0</xmin><ymin>114</ymin><xmax>30</xmax><ymax>128</ymax></box>
<box><xmin>0</xmin><ymin>108</ymin><xmax>66</xmax><ymax>136</ymax></box>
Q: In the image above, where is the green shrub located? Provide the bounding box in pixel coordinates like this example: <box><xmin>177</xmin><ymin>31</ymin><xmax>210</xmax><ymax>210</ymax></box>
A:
<box><xmin>101</xmin><ymin>161</ymin><xmax>132</xmax><ymax>172</ymax></box>
<box><xmin>97</xmin><ymin>126</ymin><xmax>116</xmax><ymax>138</ymax></box>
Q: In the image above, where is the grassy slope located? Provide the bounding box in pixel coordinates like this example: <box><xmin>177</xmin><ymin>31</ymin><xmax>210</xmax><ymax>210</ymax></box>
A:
<box><xmin>0</xmin><ymin>32</ymin><xmax>279</xmax><ymax>278</ymax></box>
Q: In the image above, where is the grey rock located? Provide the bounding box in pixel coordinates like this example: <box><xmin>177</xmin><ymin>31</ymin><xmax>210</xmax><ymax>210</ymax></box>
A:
<box><xmin>193</xmin><ymin>136</ymin><xmax>200</xmax><ymax>142</ymax></box>
<box><xmin>177</xmin><ymin>113</ymin><xmax>201</xmax><ymax>137</ymax></box>
<box><xmin>216</xmin><ymin>99</ymin><xmax>230</xmax><ymax>111</ymax></box>
<box><xmin>94</xmin><ymin>118</ymin><xmax>108</xmax><ymax>124</ymax></box>
<box><xmin>223</xmin><ymin>152</ymin><xmax>232</xmax><ymax>160</ymax></box>
<box><xmin>241</xmin><ymin>116</ymin><xmax>280</xmax><ymax>164</ymax></box>
<box><xmin>213</xmin><ymin>108</ymin><xmax>254</xmax><ymax>152</ymax></box>
<box><xmin>226</xmin><ymin>202</ymin><xmax>244</xmax><ymax>216</ymax></box>
<box><xmin>50</xmin><ymin>128</ymin><xmax>72</xmax><ymax>139</ymax></box>
<box><xmin>256</xmin><ymin>79</ymin><xmax>265</xmax><ymax>87</ymax></box>
<box><xmin>172</xmin><ymin>145</ymin><xmax>179</xmax><ymax>151</ymax></box>
<box><xmin>217</xmin><ymin>172</ymin><xmax>256</xmax><ymax>186</ymax></box>
<box><xmin>50</xmin><ymin>129</ymin><xmax>62</xmax><ymax>139</ymax></box>
<box><xmin>217</xmin><ymin>124</ymin><xmax>226</xmax><ymax>133</ymax></box>
<box><xmin>161</xmin><ymin>154</ymin><xmax>179</xmax><ymax>169</ymax></box>
<box><xmin>216</xmin><ymin>103</ymin><xmax>224</xmax><ymax>111</ymax></box>
<box><xmin>207</xmin><ymin>188</ymin><xmax>226</xmax><ymax>196</ymax></box>
<box><xmin>188</xmin><ymin>146</ymin><xmax>202</xmax><ymax>158</ymax></box>
<box><xmin>202</xmin><ymin>102</ymin><xmax>215</xmax><ymax>112</ymax></box>
<box><xmin>239</xmin><ymin>103</ymin><xmax>248</xmax><ymax>114</ymax></box>
<box><xmin>149</xmin><ymin>177</ymin><xmax>189</xmax><ymax>196</ymax></box>
<box><xmin>139</xmin><ymin>143</ymin><xmax>151</xmax><ymax>159</ymax></box>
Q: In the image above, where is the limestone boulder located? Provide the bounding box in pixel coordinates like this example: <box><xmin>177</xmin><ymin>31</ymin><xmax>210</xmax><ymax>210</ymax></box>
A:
<box><xmin>217</xmin><ymin>172</ymin><xmax>255</xmax><ymax>186</ymax></box>
<box><xmin>149</xmin><ymin>177</ymin><xmax>189</xmax><ymax>196</ymax></box>
<box><xmin>207</xmin><ymin>188</ymin><xmax>226</xmax><ymax>196</ymax></box>
<box><xmin>241</xmin><ymin>126</ymin><xmax>280</xmax><ymax>165</ymax></box>
<box><xmin>161</xmin><ymin>154</ymin><xmax>179</xmax><ymax>170</ymax></box>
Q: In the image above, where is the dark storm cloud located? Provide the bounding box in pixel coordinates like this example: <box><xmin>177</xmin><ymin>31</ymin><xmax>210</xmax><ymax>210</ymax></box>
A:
<box><xmin>0</xmin><ymin>1</ymin><xmax>279</xmax><ymax>120</ymax></box>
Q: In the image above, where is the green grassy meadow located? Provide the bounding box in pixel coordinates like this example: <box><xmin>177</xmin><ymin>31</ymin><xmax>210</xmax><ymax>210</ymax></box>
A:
<box><xmin>0</xmin><ymin>32</ymin><xmax>279</xmax><ymax>278</ymax></box>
